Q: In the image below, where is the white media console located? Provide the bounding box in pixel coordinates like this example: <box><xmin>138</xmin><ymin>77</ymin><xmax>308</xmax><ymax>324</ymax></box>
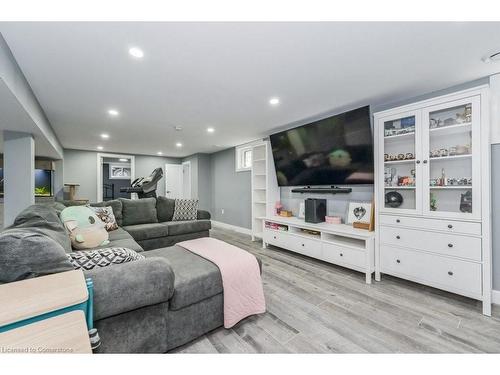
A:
<box><xmin>261</xmin><ymin>216</ymin><xmax>375</xmax><ymax>283</ymax></box>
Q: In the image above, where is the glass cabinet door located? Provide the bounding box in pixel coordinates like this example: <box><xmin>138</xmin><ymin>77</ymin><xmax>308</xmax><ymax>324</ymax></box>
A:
<box><xmin>422</xmin><ymin>96</ymin><xmax>481</xmax><ymax>219</ymax></box>
<box><xmin>379</xmin><ymin>111</ymin><xmax>421</xmax><ymax>214</ymax></box>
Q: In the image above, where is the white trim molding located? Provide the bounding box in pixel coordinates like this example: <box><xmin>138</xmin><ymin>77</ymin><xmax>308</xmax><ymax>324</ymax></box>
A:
<box><xmin>211</xmin><ymin>220</ymin><xmax>253</xmax><ymax>236</ymax></box>
<box><xmin>492</xmin><ymin>289</ymin><xmax>500</xmax><ymax>305</ymax></box>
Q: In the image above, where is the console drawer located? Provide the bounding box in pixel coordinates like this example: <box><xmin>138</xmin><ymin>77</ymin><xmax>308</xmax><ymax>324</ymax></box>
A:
<box><xmin>380</xmin><ymin>245</ymin><xmax>482</xmax><ymax>298</ymax></box>
<box><xmin>263</xmin><ymin>229</ymin><xmax>289</xmax><ymax>249</ymax></box>
<box><xmin>263</xmin><ymin>230</ymin><xmax>321</xmax><ymax>259</ymax></box>
<box><xmin>379</xmin><ymin>215</ymin><xmax>481</xmax><ymax>236</ymax></box>
<box><xmin>321</xmin><ymin>242</ymin><xmax>366</xmax><ymax>269</ymax></box>
<box><xmin>289</xmin><ymin>235</ymin><xmax>322</xmax><ymax>259</ymax></box>
<box><xmin>380</xmin><ymin>226</ymin><xmax>481</xmax><ymax>261</ymax></box>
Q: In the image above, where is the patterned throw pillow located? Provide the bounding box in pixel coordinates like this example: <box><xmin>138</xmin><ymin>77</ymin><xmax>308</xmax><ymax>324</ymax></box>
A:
<box><xmin>67</xmin><ymin>247</ymin><xmax>144</xmax><ymax>270</ymax></box>
<box><xmin>172</xmin><ymin>199</ymin><xmax>199</xmax><ymax>221</ymax></box>
<box><xmin>88</xmin><ymin>205</ymin><xmax>118</xmax><ymax>231</ymax></box>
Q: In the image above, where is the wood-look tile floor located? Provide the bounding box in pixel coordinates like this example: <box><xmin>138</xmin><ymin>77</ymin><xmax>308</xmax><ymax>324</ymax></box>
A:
<box><xmin>172</xmin><ymin>227</ymin><xmax>500</xmax><ymax>353</ymax></box>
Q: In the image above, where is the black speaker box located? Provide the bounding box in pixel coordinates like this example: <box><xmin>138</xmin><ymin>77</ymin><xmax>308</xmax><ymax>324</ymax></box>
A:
<box><xmin>305</xmin><ymin>198</ymin><xmax>326</xmax><ymax>223</ymax></box>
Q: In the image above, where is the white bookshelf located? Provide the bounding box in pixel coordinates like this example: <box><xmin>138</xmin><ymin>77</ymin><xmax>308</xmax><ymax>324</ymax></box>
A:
<box><xmin>251</xmin><ymin>140</ymin><xmax>280</xmax><ymax>241</ymax></box>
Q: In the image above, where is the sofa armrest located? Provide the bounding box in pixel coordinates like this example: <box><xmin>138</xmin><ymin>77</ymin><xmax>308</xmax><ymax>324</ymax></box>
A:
<box><xmin>84</xmin><ymin>257</ymin><xmax>175</xmax><ymax>321</ymax></box>
<box><xmin>197</xmin><ymin>210</ymin><xmax>211</xmax><ymax>220</ymax></box>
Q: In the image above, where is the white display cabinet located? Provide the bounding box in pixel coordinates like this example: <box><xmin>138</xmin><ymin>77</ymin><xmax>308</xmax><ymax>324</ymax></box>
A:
<box><xmin>251</xmin><ymin>140</ymin><xmax>280</xmax><ymax>241</ymax></box>
<box><xmin>374</xmin><ymin>86</ymin><xmax>491</xmax><ymax>315</ymax></box>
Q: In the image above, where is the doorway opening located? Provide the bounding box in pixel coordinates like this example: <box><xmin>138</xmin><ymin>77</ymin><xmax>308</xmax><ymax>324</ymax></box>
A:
<box><xmin>97</xmin><ymin>153</ymin><xmax>135</xmax><ymax>202</ymax></box>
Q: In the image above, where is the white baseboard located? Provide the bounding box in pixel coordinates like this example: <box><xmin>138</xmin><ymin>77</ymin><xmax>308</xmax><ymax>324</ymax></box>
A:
<box><xmin>211</xmin><ymin>220</ymin><xmax>252</xmax><ymax>236</ymax></box>
<box><xmin>492</xmin><ymin>289</ymin><xmax>500</xmax><ymax>305</ymax></box>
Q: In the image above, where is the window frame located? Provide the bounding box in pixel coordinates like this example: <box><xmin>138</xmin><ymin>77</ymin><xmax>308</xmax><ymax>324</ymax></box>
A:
<box><xmin>235</xmin><ymin>145</ymin><xmax>253</xmax><ymax>172</ymax></box>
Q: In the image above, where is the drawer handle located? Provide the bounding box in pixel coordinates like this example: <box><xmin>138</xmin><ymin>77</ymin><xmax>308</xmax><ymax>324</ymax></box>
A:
<box><xmin>396</xmin><ymin>219</ymin><xmax>400</xmax><ymax>223</ymax></box>
<box><xmin>416</xmin><ymin>160</ymin><xmax>421</xmax><ymax>164</ymax></box>
<box><xmin>273</xmin><ymin>236</ymin><xmax>276</xmax><ymax>239</ymax></box>
<box><xmin>301</xmin><ymin>244</ymin><xmax>305</xmax><ymax>247</ymax></box>
<box><xmin>340</xmin><ymin>253</ymin><xmax>344</xmax><ymax>257</ymax></box>
<box><xmin>396</xmin><ymin>235</ymin><xmax>401</xmax><ymax>239</ymax></box>
<box><xmin>448</xmin><ymin>224</ymin><xmax>453</xmax><ymax>229</ymax></box>
<box><xmin>448</xmin><ymin>243</ymin><xmax>453</xmax><ymax>248</ymax></box>
<box><xmin>423</xmin><ymin>159</ymin><xmax>428</xmax><ymax>164</ymax></box>
<box><xmin>448</xmin><ymin>271</ymin><xmax>453</xmax><ymax>276</ymax></box>
<box><xmin>396</xmin><ymin>259</ymin><xmax>401</xmax><ymax>264</ymax></box>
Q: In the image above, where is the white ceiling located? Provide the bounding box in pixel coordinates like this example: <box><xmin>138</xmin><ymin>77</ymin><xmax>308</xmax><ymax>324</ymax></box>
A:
<box><xmin>1</xmin><ymin>22</ymin><xmax>500</xmax><ymax>158</ymax></box>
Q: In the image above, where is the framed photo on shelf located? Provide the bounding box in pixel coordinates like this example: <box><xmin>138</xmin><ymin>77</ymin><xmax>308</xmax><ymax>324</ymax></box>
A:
<box><xmin>347</xmin><ymin>201</ymin><xmax>372</xmax><ymax>224</ymax></box>
<box><xmin>109</xmin><ymin>164</ymin><xmax>131</xmax><ymax>179</ymax></box>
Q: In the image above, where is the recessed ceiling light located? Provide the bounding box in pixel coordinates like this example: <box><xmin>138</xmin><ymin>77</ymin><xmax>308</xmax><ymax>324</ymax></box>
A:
<box><xmin>119</xmin><ymin>158</ymin><xmax>128</xmax><ymax>162</ymax></box>
<box><xmin>157</xmin><ymin>151</ymin><xmax>163</xmax><ymax>155</ymax></box>
<box><xmin>101</xmin><ymin>133</ymin><xmax>109</xmax><ymax>139</ymax></box>
<box><xmin>269</xmin><ymin>97</ymin><xmax>280</xmax><ymax>106</ymax></box>
<box><xmin>483</xmin><ymin>51</ymin><xmax>500</xmax><ymax>63</ymax></box>
<box><xmin>97</xmin><ymin>146</ymin><xmax>103</xmax><ymax>150</ymax></box>
<box><xmin>176</xmin><ymin>142</ymin><xmax>183</xmax><ymax>148</ymax></box>
<box><xmin>107</xmin><ymin>109</ymin><xmax>119</xmax><ymax>117</ymax></box>
<box><xmin>129</xmin><ymin>47</ymin><xmax>144</xmax><ymax>59</ymax></box>
<box><xmin>174</xmin><ymin>126</ymin><xmax>183</xmax><ymax>131</ymax></box>
<box><xmin>207</xmin><ymin>127</ymin><xmax>215</xmax><ymax>133</ymax></box>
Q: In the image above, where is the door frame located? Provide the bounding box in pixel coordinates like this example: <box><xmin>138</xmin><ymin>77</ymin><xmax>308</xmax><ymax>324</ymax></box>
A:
<box><xmin>96</xmin><ymin>153</ymin><xmax>135</xmax><ymax>202</ymax></box>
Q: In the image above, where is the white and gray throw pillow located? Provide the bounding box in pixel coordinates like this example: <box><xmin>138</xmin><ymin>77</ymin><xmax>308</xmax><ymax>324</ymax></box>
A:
<box><xmin>88</xmin><ymin>205</ymin><xmax>118</xmax><ymax>231</ymax></box>
<box><xmin>172</xmin><ymin>199</ymin><xmax>199</xmax><ymax>221</ymax></box>
<box><xmin>67</xmin><ymin>247</ymin><xmax>144</xmax><ymax>270</ymax></box>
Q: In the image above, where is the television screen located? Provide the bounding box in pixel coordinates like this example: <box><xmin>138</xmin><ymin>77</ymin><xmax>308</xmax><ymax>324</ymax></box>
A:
<box><xmin>269</xmin><ymin>106</ymin><xmax>373</xmax><ymax>186</ymax></box>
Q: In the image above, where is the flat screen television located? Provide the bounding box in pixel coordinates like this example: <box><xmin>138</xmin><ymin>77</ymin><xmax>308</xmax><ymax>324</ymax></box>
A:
<box><xmin>269</xmin><ymin>106</ymin><xmax>373</xmax><ymax>187</ymax></box>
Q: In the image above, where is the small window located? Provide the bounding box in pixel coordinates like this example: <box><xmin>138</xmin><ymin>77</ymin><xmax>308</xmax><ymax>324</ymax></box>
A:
<box><xmin>236</xmin><ymin>145</ymin><xmax>252</xmax><ymax>172</ymax></box>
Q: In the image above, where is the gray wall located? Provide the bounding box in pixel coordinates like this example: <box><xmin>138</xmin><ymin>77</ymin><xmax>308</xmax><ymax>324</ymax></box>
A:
<box><xmin>210</xmin><ymin>148</ymin><xmax>252</xmax><ymax>229</ymax></box>
<box><xmin>197</xmin><ymin>154</ymin><xmax>211</xmax><ymax>212</ymax></box>
<box><xmin>63</xmin><ymin>149</ymin><xmax>180</xmax><ymax>202</ymax></box>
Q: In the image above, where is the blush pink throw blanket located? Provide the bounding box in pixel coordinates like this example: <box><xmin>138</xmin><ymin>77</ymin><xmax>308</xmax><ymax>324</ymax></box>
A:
<box><xmin>177</xmin><ymin>237</ymin><xmax>266</xmax><ymax>328</ymax></box>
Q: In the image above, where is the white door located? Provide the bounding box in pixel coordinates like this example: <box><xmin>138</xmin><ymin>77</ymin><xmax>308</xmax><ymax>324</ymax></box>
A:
<box><xmin>182</xmin><ymin>162</ymin><xmax>191</xmax><ymax>199</ymax></box>
<box><xmin>165</xmin><ymin>164</ymin><xmax>183</xmax><ymax>198</ymax></box>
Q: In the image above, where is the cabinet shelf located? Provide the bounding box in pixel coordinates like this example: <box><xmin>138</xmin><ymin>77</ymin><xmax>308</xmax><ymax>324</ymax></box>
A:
<box><xmin>429</xmin><ymin>154</ymin><xmax>471</xmax><ymax>161</ymax></box>
<box><xmin>429</xmin><ymin>122</ymin><xmax>472</xmax><ymax>135</ymax></box>
<box><xmin>429</xmin><ymin>185</ymin><xmax>472</xmax><ymax>190</ymax></box>
<box><xmin>384</xmin><ymin>186</ymin><xmax>415</xmax><ymax>189</ymax></box>
<box><xmin>384</xmin><ymin>131</ymin><xmax>415</xmax><ymax>141</ymax></box>
<box><xmin>384</xmin><ymin>159</ymin><xmax>415</xmax><ymax>165</ymax></box>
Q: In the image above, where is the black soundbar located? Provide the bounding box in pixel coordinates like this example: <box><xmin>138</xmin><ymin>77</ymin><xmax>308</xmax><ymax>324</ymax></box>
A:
<box><xmin>291</xmin><ymin>186</ymin><xmax>353</xmax><ymax>194</ymax></box>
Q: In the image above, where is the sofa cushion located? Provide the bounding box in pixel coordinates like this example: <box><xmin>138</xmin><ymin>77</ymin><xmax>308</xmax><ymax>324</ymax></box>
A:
<box><xmin>12</xmin><ymin>204</ymin><xmax>72</xmax><ymax>253</ymax></box>
<box><xmin>67</xmin><ymin>247</ymin><xmax>145</xmax><ymax>271</ymax></box>
<box><xmin>90</xmin><ymin>200</ymin><xmax>123</xmax><ymax>226</ymax></box>
<box><xmin>0</xmin><ymin>228</ymin><xmax>74</xmax><ymax>283</ymax></box>
<box><xmin>165</xmin><ymin>220</ymin><xmax>211</xmax><ymax>236</ymax></box>
<box><xmin>144</xmin><ymin>245</ymin><xmax>222</xmax><ymax>310</ymax></box>
<box><xmin>122</xmin><ymin>223</ymin><xmax>169</xmax><ymax>242</ymax></box>
<box><xmin>120</xmin><ymin>198</ymin><xmax>158</xmax><ymax>226</ymax></box>
<box><xmin>172</xmin><ymin>199</ymin><xmax>199</xmax><ymax>221</ymax></box>
<box><xmin>156</xmin><ymin>196</ymin><xmax>175</xmax><ymax>222</ymax></box>
<box><xmin>92</xmin><ymin>227</ymin><xmax>144</xmax><ymax>253</ymax></box>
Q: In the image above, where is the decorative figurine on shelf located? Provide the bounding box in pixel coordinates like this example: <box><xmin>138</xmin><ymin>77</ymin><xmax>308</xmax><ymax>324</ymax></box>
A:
<box><xmin>460</xmin><ymin>190</ymin><xmax>472</xmax><ymax>213</ymax></box>
<box><xmin>440</xmin><ymin>168</ymin><xmax>447</xmax><ymax>186</ymax></box>
<box><xmin>275</xmin><ymin>201</ymin><xmax>283</xmax><ymax>216</ymax></box>
<box><xmin>430</xmin><ymin>193</ymin><xmax>437</xmax><ymax>211</ymax></box>
<box><xmin>385</xmin><ymin>191</ymin><xmax>403</xmax><ymax>208</ymax></box>
<box><xmin>464</xmin><ymin>104</ymin><xmax>472</xmax><ymax>123</ymax></box>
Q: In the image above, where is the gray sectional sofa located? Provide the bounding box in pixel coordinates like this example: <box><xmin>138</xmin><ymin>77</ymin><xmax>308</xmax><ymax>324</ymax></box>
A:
<box><xmin>0</xmin><ymin>197</ymin><xmax>259</xmax><ymax>353</ymax></box>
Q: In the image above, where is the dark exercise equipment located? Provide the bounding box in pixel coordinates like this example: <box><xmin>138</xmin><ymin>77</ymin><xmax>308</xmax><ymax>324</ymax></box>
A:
<box><xmin>120</xmin><ymin>167</ymin><xmax>164</xmax><ymax>199</ymax></box>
